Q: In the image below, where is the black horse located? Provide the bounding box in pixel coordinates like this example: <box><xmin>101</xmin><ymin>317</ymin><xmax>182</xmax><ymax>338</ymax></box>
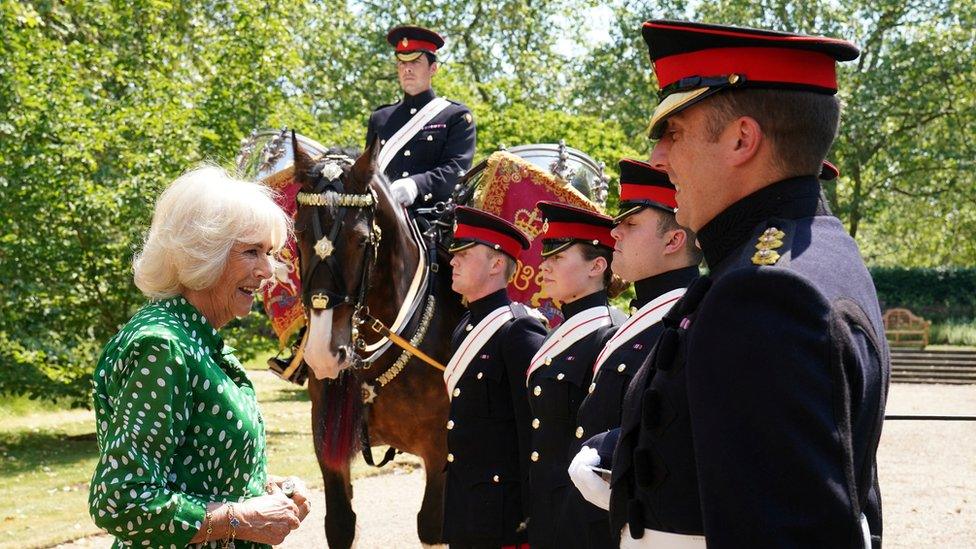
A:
<box><xmin>291</xmin><ymin>140</ymin><xmax>464</xmax><ymax>547</ymax></box>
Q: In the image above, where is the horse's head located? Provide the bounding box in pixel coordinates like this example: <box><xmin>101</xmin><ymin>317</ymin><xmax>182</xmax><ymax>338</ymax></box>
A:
<box><xmin>292</xmin><ymin>137</ymin><xmax>383</xmax><ymax>379</ymax></box>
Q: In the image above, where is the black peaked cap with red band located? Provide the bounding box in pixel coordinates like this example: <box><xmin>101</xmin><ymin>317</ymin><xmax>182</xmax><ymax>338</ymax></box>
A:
<box><xmin>615</xmin><ymin>158</ymin><xmax>677</xmax><ymax>222</ymax></box>
<box><xmin>387</xmin><ymin>25</ymin><xmax>444</xmax><ymax>62</ymax></box>
<box><xmin>536</xmin><ymin>201</ymin><xmax>614</xmax><ymax>258</ymax></box>
<box><xmin>641</xmin><ymin>20</ymin><xmax>860</xmax><ymax>138</ymax></box>
<box><xmin>450</xmin><ymin>206</ymin><xmax>530</xmax><ymax>261</ymax></box>
<box><xmin>820</xmin><ymin>160</ymin><xmax>840</xmax><ymax>181</ymax></box>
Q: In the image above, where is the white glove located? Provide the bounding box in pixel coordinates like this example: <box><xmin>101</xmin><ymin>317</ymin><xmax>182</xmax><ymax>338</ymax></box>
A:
<box><xmin>390</xmin><ymin>177</ymin><xmax>419</xmax><ymax>207</ymax></box>
<box><xmin>568</xmin><ymin>446</ymin><xmax>611</xmax><ymax>510</ymax></box>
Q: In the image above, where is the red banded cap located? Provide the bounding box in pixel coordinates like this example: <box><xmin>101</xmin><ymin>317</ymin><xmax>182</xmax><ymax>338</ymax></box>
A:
<box><xmin>387</xmin><ymin>25</ymin><xmax>444</xmax><ymax>61</ymax></box>
<box><xmin>450</xmin><ymin>206</ymin><xmax>530</xmax><ymax>260</ymax></box>
<box><xmin>616</xmin><ymin>158</ymin><xmax>676</xmax><ymax>222</ymax></box>
<box><xmin>641</xmin><ymin>20</ymin><xmax>859</xmax><ymax>138</ymax></box>
<box><xmin>536</xmin><ymin>201</ymin><xmax>614</xmax><ymax>257</ymax></box>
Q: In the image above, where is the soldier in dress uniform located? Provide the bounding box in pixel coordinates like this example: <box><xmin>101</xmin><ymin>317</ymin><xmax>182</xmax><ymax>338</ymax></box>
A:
<box><xmin>559</xmin><ymin>159</ymin><xmax>701</xmax><ymax>548</ymax></box>
<box><xmin>574</xmin><ymin>21</ymin><xmax>888</xmax><ymax>549</ymax></box>
<box><xmin>442</xmin><ymin>206</ymin><xmax>548</xmax><ymax>549</ymax></box>
<box><xmin>365</xmin><ymin>25</ymin><xmax>476</xmax><ymax>215</ymax></box>
<box><xmin>525</xmin><ymin>201</ymin><xmax>628</xmax><ymax>549</ymax></box>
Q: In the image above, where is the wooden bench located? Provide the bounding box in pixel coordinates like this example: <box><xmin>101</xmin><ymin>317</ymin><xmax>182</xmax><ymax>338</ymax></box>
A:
<box><xmin>883</xmin><ymin>308</ymin><xmax>931</xmax><ymax>349</ymax></box>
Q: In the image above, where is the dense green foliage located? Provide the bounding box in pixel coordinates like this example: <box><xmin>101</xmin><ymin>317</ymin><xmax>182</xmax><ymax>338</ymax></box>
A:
<box><xmin>2</xmin><ymin>0</ymin><xmax>973</xmax><ymax>404</ymax></box>
<box><xmin>871</xmin><ymin>268</ymin><xmax>976</xmax><ymax>321</ymax></box>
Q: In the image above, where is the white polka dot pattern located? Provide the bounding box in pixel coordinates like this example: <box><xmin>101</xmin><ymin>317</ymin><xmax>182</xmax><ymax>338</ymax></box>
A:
<box><xmin>88</xmin><ymin>297</ymin><xmax>269</xmax><ymax>548</ymax></box>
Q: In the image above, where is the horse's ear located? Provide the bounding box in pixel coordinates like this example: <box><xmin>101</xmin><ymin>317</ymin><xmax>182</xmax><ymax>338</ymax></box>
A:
<box><xmin>348</xmin><ymin>138</ymin><xmax>377</xmax><ymax>191</ymax></box>
<box><xmin>291</xmin><ymin>130</ymin><xmax>317</xmax><ymax>192</ymax></box>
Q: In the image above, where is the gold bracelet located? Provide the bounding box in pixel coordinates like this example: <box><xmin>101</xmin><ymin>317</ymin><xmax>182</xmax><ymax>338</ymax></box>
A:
<box><xmin>224</xmin><ymin>503</ymin><xmax>239</xmax><ymax>549</ymax></box>
<box><xmin>203</xmin><ymin>508</ymin><xmax>214</xmax><ymax>544</ymax></box>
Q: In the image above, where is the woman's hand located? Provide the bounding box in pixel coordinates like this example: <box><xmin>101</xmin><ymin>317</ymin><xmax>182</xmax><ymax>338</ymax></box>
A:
<box><xmin>236</xmin><ymin>490</ymin><xmax>302</xmax><ymax>545</ymax></box>
<box><xmin>268</xmin><ymin>475</ymin><xmax>312</xmax><ymax>521</ymax></box>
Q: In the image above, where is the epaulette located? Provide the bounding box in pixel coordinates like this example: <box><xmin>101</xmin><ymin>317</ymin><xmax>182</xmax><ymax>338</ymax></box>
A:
<box><xmin>510</xmin><ymin>302</ymin><xmax>550</xmax><ymax>329</ymax></box>
<box><xmin>372</xmin><ymin>99</ymin><xmax>401</xmax><ymax>112</ymax></box>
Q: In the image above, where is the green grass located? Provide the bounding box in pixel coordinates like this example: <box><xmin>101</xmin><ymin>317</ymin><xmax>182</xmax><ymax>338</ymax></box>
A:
<box><xmin>0</xmin><ymin>355</ymin><xmax>416</xmax><ymax>549</ymax></box>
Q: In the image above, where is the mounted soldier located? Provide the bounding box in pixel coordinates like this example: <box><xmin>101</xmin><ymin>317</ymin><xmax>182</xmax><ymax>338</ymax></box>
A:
<box><xmin>366</xmin><ymin>25</ymin><xmax>476</xmax><ymax>218</ymax></box>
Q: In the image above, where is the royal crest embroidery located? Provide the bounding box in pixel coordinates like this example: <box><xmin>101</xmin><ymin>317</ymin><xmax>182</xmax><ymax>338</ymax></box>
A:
<box><xmin>752</xmin><ymin>226</ymin><xmax>785</xmax><ymax>265</ymax></box>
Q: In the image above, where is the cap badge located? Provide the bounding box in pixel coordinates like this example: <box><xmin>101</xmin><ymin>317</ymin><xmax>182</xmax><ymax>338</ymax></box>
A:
<box><xmin>401</xmin><ymin>37</ymin><xmax>409</xmax><ymax>47</ymax></box>
<box><xmin>464</xmin><ymin>113</ymin><xmax>473</xmax><ymax>124</ymax></box>
<box><xmin>751</xmin><ymin>227</ymin><xmax>785</xmax><ymax>265</ymax></box>
<box><xmin>542</xmin><ymin>219</ymin><xmax>549</xmax><ymax>234</ymax></box>
<box><xmin>452</xmin><ymin>220</ymin><xmax>459</xmax><ymax>232</ymax></box>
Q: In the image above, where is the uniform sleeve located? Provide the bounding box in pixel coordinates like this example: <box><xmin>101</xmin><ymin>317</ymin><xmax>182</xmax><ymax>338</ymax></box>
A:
<box><xmin>88</xmin><ymin>334</ymin><xmax>207</xmax><ymax>546</ymax></box>
<box><xmin>365</xmin><ymin>111</ymin><xmax>377</xmax><ymax>149</ymax></box>
<box><xmin>501</xmin><ymin>316</ymin><xmax>548</xmax><ymax>520</ymax></box>
<box><xmin>410</xmin><ymin>107</ymin><xmax>476</xmax><ymax>206</ymax></box>
<box><xmin>685</xmin><ymin>269</ymin><xmax>859</xmax><ymax>547</ymax></box>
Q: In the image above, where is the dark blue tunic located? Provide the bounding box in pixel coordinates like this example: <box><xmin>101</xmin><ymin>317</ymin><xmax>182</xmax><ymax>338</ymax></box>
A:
<box><xmin>525</xmin><ymin>291</ymin><xmax>623</xmax><ymax>549</ymax></box>
<box><xmin>555</xmin><ymin>267</ymin><xmax>698</xmax><ymax>548</ymax></box>
<box><xmin>443</xmin><ymin>289</ymin><xmax>547</xmax><ymax>547</ymax></box>
<box><xmin>595</xmin><ymin>177</ymin><xmax>889</xmax><ymax>548</ymax></box>
<box><xmin>365</xmin><ymin>88</ymin><xmax>476</xmax><ymax>212</ymax></box>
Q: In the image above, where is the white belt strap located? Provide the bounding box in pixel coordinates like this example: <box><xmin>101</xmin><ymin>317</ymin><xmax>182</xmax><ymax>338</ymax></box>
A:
<box><xmin>443</xmin><ymin>306</ymin><xmax>513</xmax><ymax>397</ymax></box>
<box><xmin>619</xmin><ymin>515</ymin><xmax>869</xmax><ymax>549</ymax></box>
<box><xmin>376</xmin><ymin>97</ymin><xmax>451</xmax><ymax>174</ymax></box>
<box><xmin>620</xmin><ymin>528</ymin><xmax>705</xmax><ymax>549</ymax></box>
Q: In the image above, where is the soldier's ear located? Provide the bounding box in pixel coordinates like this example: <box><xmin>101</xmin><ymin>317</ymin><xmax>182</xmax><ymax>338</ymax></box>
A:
<box><xmin>292</xmin><ymin>130</ymin><xmax>318</xmax><ymax>192</ymax></box>
<box><xmin>348</xmin><ymin>139</ymin><xmax>376</xmax><ymax>192</ymax></box>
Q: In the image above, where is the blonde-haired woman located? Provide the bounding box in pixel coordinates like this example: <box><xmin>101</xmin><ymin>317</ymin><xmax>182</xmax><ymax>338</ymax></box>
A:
<box><xmin>89</xmin><ymin>166</ymin><xmax>310</xmax><ymax>548</ymax></box>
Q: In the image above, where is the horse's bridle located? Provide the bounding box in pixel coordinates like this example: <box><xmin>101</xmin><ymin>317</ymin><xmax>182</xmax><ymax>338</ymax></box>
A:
<box><xmin>295</xmin><ymin>155</ymin><xmax>381</xmax><ymax>365</ymax></box>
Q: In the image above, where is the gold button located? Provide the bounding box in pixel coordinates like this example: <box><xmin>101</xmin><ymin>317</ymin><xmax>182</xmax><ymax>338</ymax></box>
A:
<box><xmin>452</xmin><ymin>388</ymin><xmax>460</xmax><ymax>397</ymax></box>
<box><xmin>556</xmin><ymin>373</ymin><xmax>565</xmax><ymax>380</ymax></box>
<box><xmin>465</xmin><ymin>324</ymin><xmax>473</xmax><ymax>332</ymax></box>
<box><xmin>532</xmin><ymin>418</ymin><xmax>540</xmax><ymax>429</ymax></box>
<box><xmin>530</xmin><ymin>451</ymin><xmax>539</xmax><ymax>462</ymax></box>
<box><xmin>533</xmin><ymin>385</ymin><xmax>542</xmax><ymax>396</ymax></box>
<box><xmin>545</xmin><ymin>357</ymin><xmax>552</xmax><ymax>365</ymax></box>
<box><xmin>476</xmin><ymin>372</ymin><xmax>484</xmax><ymax>380</ymax></box>
<box><xmin>492</xmin><ymin>474</ymin><xmax>500</xmax><ymax>483</ymax></box>
<box><xmin>588</xmin><ymin>382</ymin><xmax>596</xmax><ymax>393</ymax></box>
<box><xmin>401</xmin><ymin>171</ymin><xmax>409</xmax><ymax>177</ymax></box>
<box><xmin>575</xmin><ymin>426</ymin><xmax>584</xmax><ymax>439</ymax></box>
<box><xmin>728</xmin><ymin>73</ymin><xmax>740</xmax><ymax>85</ymax></box>
<box><xmin>446</xmin><ymin>420</ymin><xmax>455</xmax><ymax>430</ymax></box>
<box><xmin>380</xmin><ymin>139</ymin><xmax>386</xmax><ymax>145</ymax></box>
<box><xmin>617</xmin><ymin>363</ymin><xmax>626</xmax><ymax>373</ymax></box>
<box><xmin>410</xmin><ymin>108</ymin><xmax>417</xmax><ymax>114</ymax></box>
<box><xmin>427</xmin><ymin>135</ymin><xmax>433</xmax><ymax>141</ymax></box>
<box><xmin>447</xmin><ymin>453</ymin><xmax>454</xmax><ymax>462</ymax></box>
<box><xmin>404</xmin><ymin>150</ymin><xmax>411</xmax><ymax>157</ymax></box>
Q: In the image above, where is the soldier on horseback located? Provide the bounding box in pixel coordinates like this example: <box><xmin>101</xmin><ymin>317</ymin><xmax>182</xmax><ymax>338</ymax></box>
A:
<box><xmin>366</xmin><ymin>25</ymin><xmax>476</xmax><ymax>217</ymax></box>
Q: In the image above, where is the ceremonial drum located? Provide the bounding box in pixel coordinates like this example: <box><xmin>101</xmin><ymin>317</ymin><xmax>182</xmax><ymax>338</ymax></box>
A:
<box><xmin>453</xmin><ymin>142</ymin><xmax>611</xmax><ymax>325</ymax></box>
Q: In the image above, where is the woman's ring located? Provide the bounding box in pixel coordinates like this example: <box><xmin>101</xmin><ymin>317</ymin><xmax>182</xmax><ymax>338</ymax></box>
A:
<box><xmin>281</xmin><ymin>479</ymin><xmax>296</xmax><ymax>498</ymax></box>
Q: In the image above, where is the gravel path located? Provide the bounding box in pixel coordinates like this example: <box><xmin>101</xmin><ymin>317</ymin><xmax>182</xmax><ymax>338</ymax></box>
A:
<box><xmin>56</xmin><ymin>383</ymin><xmax>976</xmax><ymax>548</ymax></box>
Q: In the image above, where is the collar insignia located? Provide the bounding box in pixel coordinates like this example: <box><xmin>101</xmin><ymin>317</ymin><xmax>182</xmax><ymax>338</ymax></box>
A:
<box><xmin>752</xmin><ymin>227</ymin><xmax>785</xmax><ymax>265</ymax></box>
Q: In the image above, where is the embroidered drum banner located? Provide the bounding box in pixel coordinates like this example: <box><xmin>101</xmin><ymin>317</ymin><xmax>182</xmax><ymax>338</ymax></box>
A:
<box><xmin>469</xmin><ymin>150</ymin><xmax>606</xmax><ymax>326</ymax></box>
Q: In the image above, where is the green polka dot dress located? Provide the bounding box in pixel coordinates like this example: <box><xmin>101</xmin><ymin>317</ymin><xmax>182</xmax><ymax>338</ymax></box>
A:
<box><xmin>89</xmin><ymin>296</ymin><xmax>270</xmax><ymax>548</ymax></box>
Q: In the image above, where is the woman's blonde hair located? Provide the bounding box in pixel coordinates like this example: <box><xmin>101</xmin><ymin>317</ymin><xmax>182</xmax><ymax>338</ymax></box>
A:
<box><xmin>133</xmin><ymin>165</ymin><xmax>290</xmax><ymax>299</ymax></box>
